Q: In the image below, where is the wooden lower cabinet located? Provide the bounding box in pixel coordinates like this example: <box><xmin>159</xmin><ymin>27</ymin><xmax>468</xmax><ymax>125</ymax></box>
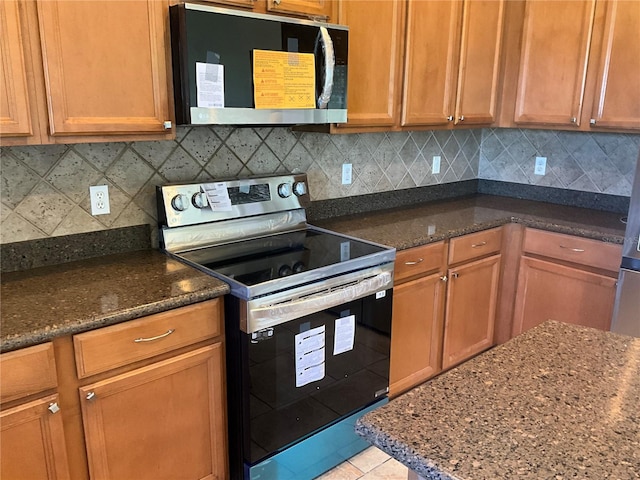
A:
<box><xmin>79</xmin><ymin>343</ymin><xmax>226</xmax><ymax>480</ymax></box>
<box><xmin>0</xmin><ymin>394</ymin><xmax>71</xmax><ymax>480</ymax></box>
<box><xmin>442</xmin><ymin>254</ymin><xmax>501</xmax><ymax>369</ymax></box>
<box><xmin>513</xmin><ymin>257</ymin><xmax>617</xmax><ymax>335</ymax></box>
<box><xmin>389</xmin><ymin>272</ymin><xmax>445</xmax><ymax>396</ymax></box>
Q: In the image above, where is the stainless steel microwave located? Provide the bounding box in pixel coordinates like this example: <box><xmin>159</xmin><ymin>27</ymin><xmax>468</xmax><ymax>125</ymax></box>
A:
<box><xmin>169</xmin><ymin>3</ymin><xmax>348</xmax><ymax>126</ymax></box>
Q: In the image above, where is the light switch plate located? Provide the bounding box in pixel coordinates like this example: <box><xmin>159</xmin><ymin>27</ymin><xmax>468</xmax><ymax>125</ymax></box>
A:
<box><xmin>432</xmin><ymin>156</ymin><xmax>441</xmax><ymax>174</ymax></box>
<box><xmin>534</xmin><ymin>156</ymin><xmax>547</xmax><ymax>176</ymax></box>
<box><xmin>342</xmin><ymin>163</ymin><xmax>352</xmax><ymax>185</ymax></box>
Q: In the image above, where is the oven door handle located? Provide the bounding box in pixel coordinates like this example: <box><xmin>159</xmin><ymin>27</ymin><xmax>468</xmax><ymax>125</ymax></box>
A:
<box><xmin>244</xmin><ymin>271</ymin><xmax>393</xmax><ymax>333</ymax></box>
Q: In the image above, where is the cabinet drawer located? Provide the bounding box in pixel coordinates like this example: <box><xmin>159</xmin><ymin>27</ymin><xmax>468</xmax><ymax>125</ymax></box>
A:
<box><xmin>0</xmin><ymin>343</ymin><xmax>57</xmax><ymax>404</ymax></box>
<box><xmin>448</xmin><ymin>227</ymin><xmax>503</xmax><ymax>265</ymax></box>
<box><xmin>395</xmin><ymin>242</ymin><xmax>446</xmax><ymax>283</ymax></box>
<box><xmin>522</xmin><ymin>229</ymin><xmax>622</xmax><ymax>272</ymax></box>
<box><xmin>74</xmin><ymin>299</ymin><xmax>222</xmax><ymax>378</ymax></box>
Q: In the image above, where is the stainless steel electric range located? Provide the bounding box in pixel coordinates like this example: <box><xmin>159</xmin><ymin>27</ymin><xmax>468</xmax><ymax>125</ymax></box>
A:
<box><xmin>157</xmin><ymin>173</ymin><xmax>395</xmax><ymax>480</ymax></box>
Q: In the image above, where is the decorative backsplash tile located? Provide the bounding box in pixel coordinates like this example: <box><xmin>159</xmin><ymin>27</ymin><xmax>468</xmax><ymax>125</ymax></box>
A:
<box><xmin>1</xmin><ymin>127</ymin><xmax>638</xmax><ymax>245</ymax></box>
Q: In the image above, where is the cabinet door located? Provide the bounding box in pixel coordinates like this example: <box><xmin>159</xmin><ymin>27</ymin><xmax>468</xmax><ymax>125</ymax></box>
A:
<box><xmin>589</xmin><ymin>0</ymin><xmax>640</xmax><ymax>130</ymax></box>
<box><xmin>402</xmin><ymin>0</ymin><xmax>462</xmax><ymax>126</ymax></box>
<box><xmin>512</xmin><ymin>257</ymin><xmax>617</xmax><ymax>336</ymax></box>
<box><xmin>389</xmin><ymin>272</ymin><xmax>445</xmax><ymax>396</ymax></box>
<box><xmin>336</xmin><ymin>0</ymin><xmax>405</xmax><ymax>128</ymax></box>
<box><xmin>266</xmin><ymin>0</ymin><xmax>332</xmax><ymax>20</ymax></box>
<box><xmin>79</xmin><ymin>344</ymin><xmax>227</xmax><ymax>480</ymax></box>
<box><xmin>454</xmin><ymin>0</ymin><xmax>505</xmax><ymax>126</ymax></box>
<box><xmin>0</xmin><ymin>0</ymin><xmax>35</xmax><ymax>137</ymax></box>
<box><xmin>442</xmin><ymin>254</ymin><xmax>500</xmax><ymax>370</ymax></box>
<box><xmin>1</xmin><ymin>394</ymin><xmax>71</xmax><ymax>480</ymax></box>
<box><xmin>514</xmin><ymin>0</ymin><xmax>596</xmax><ymax>126</ymax></box>
<box><xmin>36</xmin><ymin>0</ymin><xmax>172</xmax><ymax>136</ymax></box>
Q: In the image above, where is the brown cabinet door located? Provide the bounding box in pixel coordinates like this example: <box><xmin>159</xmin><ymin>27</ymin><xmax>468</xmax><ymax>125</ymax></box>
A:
<box><xmin>514</xmin><ymin>0</ymin><xmax>596</xmax><ymax>126</ymax></box>
<box><xmin>389</xmin><ymin>271</ymin><xmax>445</xmax><ymax>396</ymax></box>
<box><xmin>336</xmin><ymin>0</ymin><xmax>405</xmax><ymax>128</ymax></box>
<box><xmin>1</xmin><ymin>394</ymin><xmax>71</xmax><ymax>480</ymax></box>
<box><xmin>0</xmin><ymin>0</ymin><xmax>35</xmax><ymax>138</ymax></box>
<box><xmin>79</xmin><ymin>344</ymin><xmax>227</xmax><ymax>480</ymax></box>
<box><xmin>36</xmin><ymin>0</ymin><xmax>172</xmax><ymax>136</ymax></box>
<box><xmin>442</xmin><ymin>254</ymin><xmax>500</xmax><ymax>370</ymax></box>
<box><xmin>512</xmin><ymin>257</ymin><xmax>617</xmax><ymax>336</ymax></box>
<box><xmin>402</xmin><ymin>0</ymin><xmax>462</xmax><ymax>127</ymax></box>
<box><xmin>266</xmin><ymin>0</ymin><xmax>333</xmax><ymax>19</ymax></box>
<box><xmin>589</xmin><ymin>0</ymin><xmax>640</xmax><ymax>130</ymax></box>
<box><xmin>454</xmin><ymin>0</ymin><xmax>505</xmax><ymax>126</ymax></box>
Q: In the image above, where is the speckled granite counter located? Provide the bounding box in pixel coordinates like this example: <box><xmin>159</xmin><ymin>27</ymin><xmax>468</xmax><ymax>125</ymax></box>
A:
<box><xmin>0</xmin><ymin>250</ymin><xmax>229</xmax><ymax>353</ymax></box>
<box><xmin>314</xmin><ymin>194</ymin><xmax>626</xmax><ymax>250</ymax></box>
<box><xmin>355</xmin><ymin>321</ymin><xmax>640</xmax><ymax>480</ymax></box>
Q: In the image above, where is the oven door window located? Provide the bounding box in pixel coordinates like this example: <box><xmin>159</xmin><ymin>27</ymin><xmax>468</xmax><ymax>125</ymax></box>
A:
<box><xmin>243</xmin><ymin>291</ymin><xmax>391</xmax><ymax>464</ymax></box>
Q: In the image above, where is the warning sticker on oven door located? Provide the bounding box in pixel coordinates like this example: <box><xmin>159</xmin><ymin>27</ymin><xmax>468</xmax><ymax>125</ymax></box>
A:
<box><xmin>333</xmin><ymin>315</ymin><xmax>355</xmax><ymax>355</ymax></box>
<box><xmin>295</xmin><ymin>325</ymin><xmax>325</xmax><ymax>387</ymax></box>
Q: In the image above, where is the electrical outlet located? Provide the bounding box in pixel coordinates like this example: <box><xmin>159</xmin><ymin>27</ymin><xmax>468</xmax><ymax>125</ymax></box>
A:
<box><xmin>432</xmin><ymin>156</ymin><xmax>441</xmax><ymax>174</ymax></box>
<box><xmin>342</xmin><ymin>163</ymin><xmax>352</xmax><ymax>185</ymax></box>
<box><xmin>534</xmin><ymin>156</ymin><xmax>547</xmax><ymax>176</ymax></box>
<box><xmin>90</xmin><ymin>185</ymin><xmax>111</xmax><ymax>215</ymax></box>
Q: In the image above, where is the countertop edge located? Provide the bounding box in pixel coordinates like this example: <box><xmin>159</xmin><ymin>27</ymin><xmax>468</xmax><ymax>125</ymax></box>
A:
<box><xmin>0</xmin><ymin>286</ymin><xmax>229</xmax><ymax>353</ymax></box>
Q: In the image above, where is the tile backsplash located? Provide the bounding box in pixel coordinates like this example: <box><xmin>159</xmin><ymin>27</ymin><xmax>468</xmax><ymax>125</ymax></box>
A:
<box><xmin>1</xmin><ymin>127</ymin><xmax>638</xmax><ymax>245</ymax></box>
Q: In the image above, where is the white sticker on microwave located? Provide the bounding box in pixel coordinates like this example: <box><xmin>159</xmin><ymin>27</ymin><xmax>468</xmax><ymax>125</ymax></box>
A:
<box><xmin>196</xmin><ymin>62</ymin><xmax>224</xmax><ymax>108</ymax></box>
<box><xmin>333</xmin><ymin>315</ymin><xmax>355</xmax><ymax>355</ymax></box>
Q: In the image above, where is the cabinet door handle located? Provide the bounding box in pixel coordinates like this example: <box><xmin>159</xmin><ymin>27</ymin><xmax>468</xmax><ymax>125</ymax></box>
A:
<box><xmin>134</xmin><ymin>329</ymin><xmax>175</xmax><ymax>343</ymax></box>
<box><xmin>570</xmin><ymin>117</ymin><xmax>577</xmax><ymax>124</ymax></box>
<box><xmin>451</xmin><ymin>272</ymin><xmax>459</xmax><ymax>279</ymax></box>
<box><xmin>48</xmin><ymin>402</ymin><xmax>60</xmax><ymax>414</ymax></box>
<box><xmin>471</xmin><ymin>241</ymin><xmax>487</xmax><ymax>248</ymax></box>
<box><xmin>559</xmin><ymin>245</ymin><xmax>585</xmax><ymax>253</ymax></box>
<box><xmin>86</xmin><ymin>392</ymin><xmax>96</xmax><ymax>401</ymax></box>
<box><xmin>447</xmin><ymin>115</ymin><xmax>454</xmax><ymax>121</ymax></box>
<box><xmin>404</xmin><ymin>258</ymin><xmax>424</xmax><ymax>266</ymax></box>
<box><xmin>458</xmin><ymin>115</ymin><xmax>465</xmax><ymax>122</ymax></box>
<box><xmin>440</xmin><ymin>275</ymin><xmax>448</xmax><ymax>282</ymax></box>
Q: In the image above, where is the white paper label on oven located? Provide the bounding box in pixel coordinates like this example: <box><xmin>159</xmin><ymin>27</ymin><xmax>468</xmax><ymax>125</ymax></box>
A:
<box><xmin>196</xmin><ymin>62</ymin><xmax>224</xmax><ymax>108</ymax></box>
<box><xmin>202</xmin><ymin>182</ymin><xmax>232</xmax><ymax>211</ymax></box>
<box><xmin>295</xmin><ymin>325</ymin><xmax>325</xmax><ymax>387</ymax></box>
<box><xmin>333</xmin><ymin>315</ymin><xmax>355</xmax><ymax>355</ymax></box>
<box><xmin>340</xmin><ymin>241</ymin><xmax>350</xmax><ymax>261</ymax></box>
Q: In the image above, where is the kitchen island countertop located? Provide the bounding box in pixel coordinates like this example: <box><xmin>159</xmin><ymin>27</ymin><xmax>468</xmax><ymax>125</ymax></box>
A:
<box><xmin>355</xmin><ymin>321</ymin><xmax>640</xmax><ymax>480</ymax></box>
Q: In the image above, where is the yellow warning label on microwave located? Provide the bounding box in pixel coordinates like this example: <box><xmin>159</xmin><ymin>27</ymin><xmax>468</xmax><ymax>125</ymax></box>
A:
<box><xmin>253</xmin><ymin>50</ymin><xmax>315</xmax><ymax>109</ymax></box>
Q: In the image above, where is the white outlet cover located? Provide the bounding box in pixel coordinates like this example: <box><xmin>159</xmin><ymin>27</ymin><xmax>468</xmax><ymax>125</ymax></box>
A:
<box><xmin>432</xmin><ymin>156</ymin><xmax>441</xmax><ymax>175</ymax></box>
<box><xmin>534</xmin><ymin>156</ymin><xmax>547</xmax><ymax>176</ymax></box>
<box><xmin>90</xmin><ymin>185</ymin><xmax>111</xmax><ymax>215</ymax></box>
<box><xmin>342</xmin><ymin>163</ymin><xmax>353</xmax><ymax>185</ymax></box>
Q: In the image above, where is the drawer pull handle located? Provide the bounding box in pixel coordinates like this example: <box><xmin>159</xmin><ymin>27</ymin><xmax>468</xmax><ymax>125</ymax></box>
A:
<box><xmin>134</xmin><ymin>329</ymin><xmax>175</xmax><ymax>343</ymax></box>
<box><xmin>86</xmin><ymin>392</ymin><xmax>96</xmax><ymax>401</ymax></box>
<box><xmin>559</xmin><ymin>245</ymin><xmax>585</xmax><ymax>253</ymax></box>
<box><xmin>48</xmin><ymin>402</ymin><xmax>60</xmax><ymax>414</ymax></box>
<box><xmin>404</xmin><ymin>258</ymin><xmax>424</xmax><ymax>266</ymax></box>
<box><xmin>471</xmin><ymin>241</ymin><xmax>487</xmax><ymax>248</ymax></box>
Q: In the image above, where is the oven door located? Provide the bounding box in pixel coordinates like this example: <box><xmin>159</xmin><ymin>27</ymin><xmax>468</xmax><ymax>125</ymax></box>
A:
<box><xmin>225</xmin><ymin>286</ymin><xmax>392</xmax><ymax>480</ymax></box>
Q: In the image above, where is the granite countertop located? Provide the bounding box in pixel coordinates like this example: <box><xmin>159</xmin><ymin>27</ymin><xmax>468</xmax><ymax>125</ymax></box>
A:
<box><xmin>355</xmin><ymin>321</ymin><xmax>640</xmax><ymax>480</ymax></box>
<box><xmin>0</xmin><ymin>250</ymin><xmax>229</xmax><ymax>353</ymax></box>
<box><xmin>314</xmin><ymin>194</ymin><xmax>626</xmax><ymax>249</ymax></box>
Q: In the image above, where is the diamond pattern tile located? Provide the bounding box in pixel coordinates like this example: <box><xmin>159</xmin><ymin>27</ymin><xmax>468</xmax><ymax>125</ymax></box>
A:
<box><xmin>1</xmin><ymin>126</ymin><xmax>638</xmax><ymax>244</ymax></box>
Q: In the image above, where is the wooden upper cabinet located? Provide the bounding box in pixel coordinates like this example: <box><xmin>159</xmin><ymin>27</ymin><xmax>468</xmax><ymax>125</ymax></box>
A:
<box><xmin>336</xmin><ymin>0</ymin><xmax>405</xmax><ymax>128</ymax></box>
<box><xmin>513</xmin><ymin>0</ymin><xmax>596</xmax><ymax>127</ymax></box>
<box><xmin>402</xmin><ymin>0</ymin><xmax>461</xmax><ymax>127</ymax></box>
<box><xmin>401</xmin><ymin>0</ymin><xmax>504</xmax><ymax>128</ymax></box>
<box><xmin>588</xmin><ymin>0</ymin><xmax>640</xmax><ymax>130</ymax></box>
<box><xmin>267</xmin><ymin>0</ymin><xmax>332</xmax><ymax>19</ymax></box>
<box><xmin>36</xmin><ymin>0</ymin><xmax>172</xmax><ymax>137</ymax></box>
<box><xmin>454</xmin><ymin>0</ymin><xmax>505</xmax><ymax>126</ymax></box>
<box><xmin>0</xmin><ymin>0</ymin><xmax>35</xmax><ymax>138</ymax></box>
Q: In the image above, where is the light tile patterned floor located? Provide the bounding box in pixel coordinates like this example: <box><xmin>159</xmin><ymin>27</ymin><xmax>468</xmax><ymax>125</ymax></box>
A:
<box><xmin>316</xmin><ymin>447</ymin><xmax>409</xmax><ymax>480</ymax></box>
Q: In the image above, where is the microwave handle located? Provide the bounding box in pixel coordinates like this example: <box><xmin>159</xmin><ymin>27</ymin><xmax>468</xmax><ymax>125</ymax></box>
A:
<box><xmin>316</xmin><ymin>27</ymin><xmax>334</xmax><ymax>109</ymax></box>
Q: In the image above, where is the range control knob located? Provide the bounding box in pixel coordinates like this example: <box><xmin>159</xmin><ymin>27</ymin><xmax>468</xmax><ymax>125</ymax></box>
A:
<box><xmin>293</xmin><ymin>181</ymin><xmax>307</xmax><ymax>197</ymax></box>
<box><xmin>277</xmin><ymin>183</ymin><xmax>292</xmax><ymax>198</ymax></box>
<box><xmin>171</xmin><ymin>194</ymin><xmax>189</xmax><ymax>212</ymax></box>
<box><xmin>278</xmin><ymin>265</ymin><xmax>293</xmax><ymax>277</ymax></box>
<box><xmin>192</xmin><ymin>192</ymin><xmax>208</xmax><ymax>209</ymax></box>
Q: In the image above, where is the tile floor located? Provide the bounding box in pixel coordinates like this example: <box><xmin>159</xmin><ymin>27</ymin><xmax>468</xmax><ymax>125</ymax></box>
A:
<box><xmin>316</xmin><ymin>446</ymin><xmax>409</xmax><ymax>480</ymax></box>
